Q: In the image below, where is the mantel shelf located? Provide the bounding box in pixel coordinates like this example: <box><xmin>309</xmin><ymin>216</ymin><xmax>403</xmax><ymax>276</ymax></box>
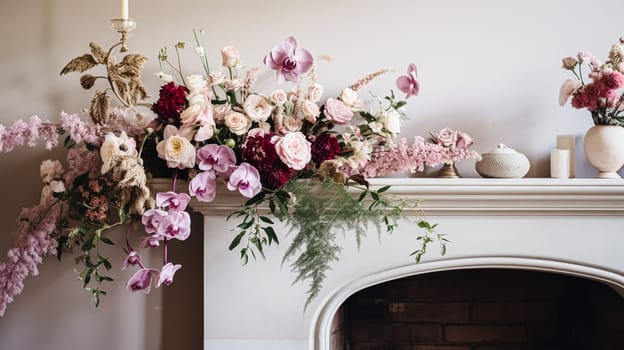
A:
<box><xmin>150</xmin><ymin>177</ymin><xmax>624</xmax><ymax>216</ymax></box>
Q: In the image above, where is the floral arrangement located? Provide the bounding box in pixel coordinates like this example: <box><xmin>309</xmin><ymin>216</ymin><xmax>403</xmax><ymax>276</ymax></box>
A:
<box><xmin>0</xmin><ymin>33</ymin><xmax>467</xmax><ymax>315</ymax></box>
<box><xmin>559</xmin><ymin>37</ymin><xmax>624</xmax><ymax>126</ymax></box>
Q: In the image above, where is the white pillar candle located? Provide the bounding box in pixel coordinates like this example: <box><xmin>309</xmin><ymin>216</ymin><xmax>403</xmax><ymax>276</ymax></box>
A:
<box><xmin>556</xmin><ymin>135</ymin><xmax>575</xmax><ymax>178</ymax></box>
<box><xmin>551</xmin><ymin>149</ymin><xmax>570</xmax><ymax>179</ymax></box>
<box><xmin>120</xmin><ymin>0</ymin><xmax>129</xmax><ymax>19</ymax></box>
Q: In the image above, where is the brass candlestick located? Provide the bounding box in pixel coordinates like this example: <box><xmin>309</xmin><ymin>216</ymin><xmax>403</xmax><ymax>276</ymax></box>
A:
<box><xmin>110</xmin><ymin>18</ymin><xmax>136</xmax><ymax>52</ymax></box>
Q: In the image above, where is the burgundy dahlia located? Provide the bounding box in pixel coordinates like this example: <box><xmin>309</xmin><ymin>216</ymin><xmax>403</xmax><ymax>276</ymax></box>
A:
<box><xmin>242</xmin><ymin>133</ymin><xmax>295</xmax><ymax>190</ymax></box>
<box><xmin>152</xmin><ymin>82</ymin><xmax>188</xmax><ymax>124</ymax></box>
<box><xmin>311</xmin><ymin>133</ymin><xmax>341</xmax><ymax>166</ymax></box>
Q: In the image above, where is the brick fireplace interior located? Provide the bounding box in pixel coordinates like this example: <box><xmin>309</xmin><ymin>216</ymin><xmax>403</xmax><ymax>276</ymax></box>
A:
<box><xmin>330</xmin><ymin>268</ymin><xmax>624</xmax><ymax>350</ymax></box>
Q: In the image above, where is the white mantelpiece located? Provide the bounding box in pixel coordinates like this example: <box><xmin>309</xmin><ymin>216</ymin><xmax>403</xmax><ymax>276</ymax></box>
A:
<box><xmin>176</xmin><ymin>178</ymin><xmax>624</xmax><ymax>350</ymax></box>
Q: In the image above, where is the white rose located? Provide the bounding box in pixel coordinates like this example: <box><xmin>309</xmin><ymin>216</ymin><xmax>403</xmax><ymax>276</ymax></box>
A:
<box><xmin>221</xmin><ymin>46</ymin><xmax>240</xmax><ymax>67</ymax></box>
<box><xmin>40</xmin><ymin>160</ymin><xmax>64</xmax><ymax>183</ymax></box>
<box><xmin>224</xmin><ymin>111</ymin><xmax>251</xmax><ymax>135</ymax></box>
<box><xmin>156</xmin><ymin>125</ymin><xmax>196</xmax><ymax>169</ymax></box>
<box><xmin>383</xmin><ymin>109</ymin><xmax>402</xmax><ymax>135</ymax></box>
<box><xmin>307</xmin><ymin>83</ymin><xmax>324</xmax><ymax>103</ymax></box>
<box><xmin>300</xmin><ymin>100</ymin><xmax>320</xmax><ymax>123</ymax></box>
<box><xmin>186</xmin><ymin>74</ymin><xmax>208</xmax><ymax>95</ymax></box>
<box><xmin>100</xmin><ymin>131</ymin><xmax>138</xmax><ymax>166</ymax></box>
<box><xmin>270</xmin><ymin>90</ymin><xmax>288</xmax><ymax>106</ymax></box>
<box><xmin>243</xmin><ymin>94</ymin><xmax>272</xmax><ymax>122</ymax></box>
<box><xmin>339</xmin><ymin>88</ymin><xmax>362</xmax><ymax>110</ymax></box>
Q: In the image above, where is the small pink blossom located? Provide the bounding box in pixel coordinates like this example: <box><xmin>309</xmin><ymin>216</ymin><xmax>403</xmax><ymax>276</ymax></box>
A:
<box><xmin>126</xmin><ymin>268</ymin><xmax>159</xmax><ymax>294</ymax></box>
<box><xmin>189</xmin><ymin>170</ymin><xmax>217</xmax><ymax>203</ymax></box>
<box><xmin>455</xmin><ymin>131</ymin><xmax>474</xmax><ymax>149</ymax></box>
<box><xmin>396</xmin><ymin>63</ymin><xmax>420</xmax><ymax>99</ymax></box>
<box><xmin>156</xmin><ymin>211</ymin><xmax>191</xmax><ymax>241</ymax></box>
<box><xmin>121</xmin><ymin>251</ymin><xmax>142</xmax><ymax>270</ymax></box>
<box><xmin>227</xmin><ymin>162</ymin><xmax>262</xmax><ymax>198</ymax></box>
<box><xmin>196</xmin><ymin>144</ymin><xmax>237</xmax><ymax>173</ymax></box>
<box><xmin>324</xmin><ymin>98</ymin><xmax>353</xmax><ymax>124</ymax></box>
<box><xmin>561</xmin><ymin>57</ymin><xmax>578</xmax><ymax>70</ymax></box>
<box><xmin>142</xmin><ymin>208</ymin><xmax>168</xmax><ymax>234</ymax></box>
<box><xmin>156</xmin><ymin>191</ymin><xmax>191</xmax><ymax>212</ymax></box>
<box><xmin>264</xmin><ymin>37</ymin><xmax>314</xmax><ymax>84</ymax></box>
<box><xmin>157</xmin><ymin>262</ymin><xmax>182</xmax><ymax>288</ymax></box>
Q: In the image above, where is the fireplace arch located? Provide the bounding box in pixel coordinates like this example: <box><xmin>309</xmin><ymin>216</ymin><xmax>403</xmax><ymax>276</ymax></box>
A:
<box><xmin>310</xmin><ymin>256</ymin><xmax>624</xmax><ymax>350</ymax></box>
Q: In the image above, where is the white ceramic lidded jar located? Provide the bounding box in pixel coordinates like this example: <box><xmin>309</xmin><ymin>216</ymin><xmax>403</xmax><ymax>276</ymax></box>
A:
<box><xmin>475</xmin><ymin>144</ymin><xmax>530</xmax><ymax>178</ymax></box>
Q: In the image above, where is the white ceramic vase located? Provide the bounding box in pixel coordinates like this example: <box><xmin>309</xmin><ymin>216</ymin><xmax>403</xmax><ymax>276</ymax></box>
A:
<box><xmin>583</xmin><ymin>125</ymin><xmax>624</xmax><ymax>179</ymax></box>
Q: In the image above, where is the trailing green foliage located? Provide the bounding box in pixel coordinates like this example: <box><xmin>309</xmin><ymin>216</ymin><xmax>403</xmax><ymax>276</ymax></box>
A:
<box><xmin>228</xmin><ymin>178</ymin><xmax>447</xmax><ymax>308</ymax></box>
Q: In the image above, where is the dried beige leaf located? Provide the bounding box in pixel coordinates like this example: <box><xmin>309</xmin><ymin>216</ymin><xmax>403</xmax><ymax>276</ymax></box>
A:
<box><xmin>116</xmin><ymin>54</ymin><xmax>148</xmax><ymax>77</ymax></box>
<box><xmin>60</xmin><ymin>54</ymin><xmax>98</xmax><ymax>75</ymax></box>
<box><xmin>89</xmin><ymin>42</ymin><xmax>107</xmax><ymax>64</ymax></box>
<box><xmin>89</xmin><ymin>91</ymin><xmax>110</xmax><ymax>125</ymax></box>
<box><xmin>80</xmin><ymin>74</ymin><xmax>96</xmax><ymax>89</ymax></box>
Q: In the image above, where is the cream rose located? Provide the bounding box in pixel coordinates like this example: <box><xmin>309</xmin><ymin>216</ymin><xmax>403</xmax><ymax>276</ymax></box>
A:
<box><xmin>100</xmin><ymin>131</ymin><xmax>138</xmax><ymax>166</ymax></box>
<box><xmin>224</xmin><ymin>79</ymin><xmax>242</xmax><ymax>91</ymax></box>
<box><xmin>221</xmin><ymin>46</ymin><xmax>240</xmax><ymax>67</ymax></box>
<box><xmin>186</xmin><ymin>74</ymin><xmax>208</xmax><ymax>94</ymax></box>
<box><xmin>243</xmin><ymin>94</ymin><xmax>272</xmax><ymax>122</ymax></box>
<box><xmin>224</xmin><ymin>111</ymin><xmax>251</xmax><ymax>135</ymax></box>
<box><xmin>213</xmin><ymin>104</ymin><xmax>232</xmax><ymax>124</ymax></box>
<box><xmin>274</xmin><ymin>132</ymin><xmax>312</xmax><ymax>170</ymax></box>
<box><xmin>40</xmin><ymin>160</ymin><xmax>64</xmax><ymax>183</ymax></box>
<box><xmin>307</xmin><ymin>83</ymin><xmax>323</xmax><ymax>103</ymax></box>
<box><xmin>383</xmin><ymin>109</ymin><xmax>402</xmax><ymax>135</ymax></box>
<box><xmin>270</xmin><ymin>90</ymin><xmax>288</xmax><ymax>106</ymax></box>
<box><xmin>300</xmin><ymin>100</ymin><xmax>320</xmax><ymax>123</ymax></box>
<box><xmin>156</xmin><ymin>125</ymin><xmax>196</xmax><ymax>169</ymax></box>
<box><xmin>283</xmin><ymin>116</ymin><xmax>303</xmax><ymax>132</ymax></box>
<box><xmin>180</xmin><ymin>103</ymin><xmax>214</xmax><ymax>126</ymax></box>
<box><xmin>324</xmin><ymin>98</ymin><xmax>353</xmax><ymax>124</ymax></box>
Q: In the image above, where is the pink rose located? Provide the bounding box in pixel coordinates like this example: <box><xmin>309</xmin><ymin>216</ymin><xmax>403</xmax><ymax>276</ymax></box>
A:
<box><xmin>431</xmin><ymin>128</ymin><xmax>458</xmax><ymax>147</ymax></box>
<box><xmin>561</xmin><ymin>57</ymin><xmax>578</xmax><ymax>70</ymax></box>
<box><xmin>456</xmin><ymin>131</ymin><xmax>474</xmax><ymax>149</ymax></box>
<box><xmin>274</xmin><ymin>131</ymin><xmax>312</xmax><ymax>170</ymax></box>
<box><xmin>324</xmin><ymin>98</ymin><xmax>353</xmax><ymax>124</ymax></box>
<box><xmin>221</xmin><ymin>46</ymin><xmax>240</xmax><ymax>67</ymax></box>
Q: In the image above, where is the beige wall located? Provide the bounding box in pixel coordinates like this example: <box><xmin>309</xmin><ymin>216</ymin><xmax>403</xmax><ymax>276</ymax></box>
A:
<box><xmin>0</xmin><ymin>0</ymin><xmax>622</xmax><ymax>349</ymax></box>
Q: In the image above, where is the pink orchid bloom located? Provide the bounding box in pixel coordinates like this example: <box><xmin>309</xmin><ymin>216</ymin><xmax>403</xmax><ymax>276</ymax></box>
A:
<box><xmin>264</xmin><ymin>37</ymin><xmax>314</xmax><ymax>84</ymax></box>
<box><xmin>121</xmin><ymin>251</ymin><xmax>142</xmax><ymax>270</ymax></box>
<box><xmin>189</xmin><ymin>170</ymin><xmax>217</xmax><ymax>203</ymax></box>
<box><xmin>227</xmin><ymin>162</ymin><xmax>262</xmax><ymax>198</ymax></box>
<box><xmin>142</xmin><ymin>208</ymin><xmax>168</xmax><ymax>234</ymax></box>
<box><xmin>156</xmin><ymin>191</ymin><xmax>191</xmax><ymax>212</ymax></box>
<box><xmin>396</xmin><ymin>63</ymin><xmax>420</xmax><ymax>99</ymax></box>
<box><xmin>196</xmin><ymin>144</ymin><xmax>237</xmax><ymax>174</ymax></box>
<box><xmin>126</xmin><ymin>268</ymin><xmax>159</xmax><ymax>294</ymax></box>
<box><xmin>140</xmin><ymin>234</ymin><xmax>163</xmax><ymax>248</ymax></box>
<box><xmin>156</xmin><ymin>210</ymin><xmax>191</xmax><ymax>241</ymax></box>
<box><xmin>157</xmin><ymin>262</ymin><xmax>182</xmax><ymax>288</ymax></box>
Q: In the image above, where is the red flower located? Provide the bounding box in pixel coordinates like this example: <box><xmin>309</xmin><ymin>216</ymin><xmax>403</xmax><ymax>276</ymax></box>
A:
<box><xmin>242</xmin><ymin>133</ymin><xmax>295</xmax><ymax>190</ymax></box>
<box><xmin>152</xmin><ymin>82</ymin><xmax>188</xmax><ymax>124</ymax></box>
<box><xmin>311</xmin><ymin>133</ymin><xmax>341</xmax><ymax>166</ymax></box>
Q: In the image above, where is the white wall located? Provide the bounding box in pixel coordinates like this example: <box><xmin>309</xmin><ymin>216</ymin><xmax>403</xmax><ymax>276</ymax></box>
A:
<box><xmin>0</xmin><ymin>0</ymin><xmax>622</xmax><ymax>349</ymax></box>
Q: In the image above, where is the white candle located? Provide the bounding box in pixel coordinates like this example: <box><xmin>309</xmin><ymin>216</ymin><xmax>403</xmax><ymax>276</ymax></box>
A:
<box><xmin>120</xmin><ymin>0</ymin><xmax>129</xmax><ymax>19</ymax></box>
<box><xmin>556</xmin><ymin>135</ymin><xmax>575</xmax><ymax>178</ymax></box>
<box><xmin>550</xmin><ymin>149</ymin><xmax>570</xmax><ymax>179</ymax></box>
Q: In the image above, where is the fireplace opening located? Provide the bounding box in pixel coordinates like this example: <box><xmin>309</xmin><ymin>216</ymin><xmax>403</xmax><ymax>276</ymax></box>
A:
<box><xmin>330</xmin><ymin>269</ymin><xmax>624</xmax><ymax>350</ymax></box>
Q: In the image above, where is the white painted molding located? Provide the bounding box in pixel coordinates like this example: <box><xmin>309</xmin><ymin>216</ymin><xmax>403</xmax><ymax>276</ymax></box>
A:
<box><xmin>151</xmin><ymin>178</ymin><xmax>624</xmax><ymax>216</ymax></box>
